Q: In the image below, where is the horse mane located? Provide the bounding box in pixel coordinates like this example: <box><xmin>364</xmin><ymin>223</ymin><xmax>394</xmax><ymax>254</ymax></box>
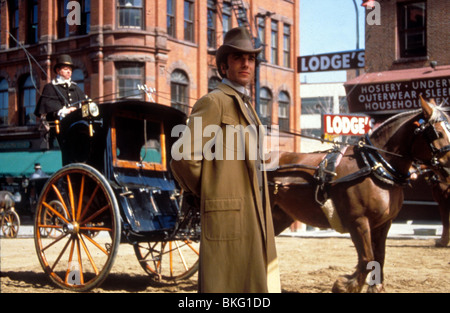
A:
<box><xmin>429</xmin><ymin>104</ymin><xmax>450</xmax><ymax>122</ymax></box>
<box><xmin>369</xmin><ymin>104</ymin><xmax>449</xmax><ymax>142</ymax></box>
<box><xmin>370</xmin><ymin>109</ymin><xmax>421</xmax><ymax>141</ymax></box>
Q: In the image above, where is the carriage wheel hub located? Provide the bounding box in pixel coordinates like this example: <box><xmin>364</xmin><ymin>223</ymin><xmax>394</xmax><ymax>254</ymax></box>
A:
<box><xmin>63</xmin><ymin>222</ymin><xmax>79</xmax><ymax>235</ymax></box>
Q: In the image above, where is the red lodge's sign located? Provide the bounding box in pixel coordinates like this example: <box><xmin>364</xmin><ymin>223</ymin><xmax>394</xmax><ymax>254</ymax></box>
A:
<box><xmin>323</xmin><ymin>114</ymin><xmax>371</xmax><ymax>136</ymax></box>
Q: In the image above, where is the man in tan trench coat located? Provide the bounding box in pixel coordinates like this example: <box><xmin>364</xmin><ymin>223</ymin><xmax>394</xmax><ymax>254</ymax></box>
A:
<box><xmin>170</xmin><ymin>27</ymin><xmax>281</xmax><ymax>293</ymax></box>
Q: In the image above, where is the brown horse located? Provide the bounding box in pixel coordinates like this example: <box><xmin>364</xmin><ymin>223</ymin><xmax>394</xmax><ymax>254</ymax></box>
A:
<box><xmin>268</xmin><ymin>98</ymin><xmax>450</xmax><ymax>293</ymax></box>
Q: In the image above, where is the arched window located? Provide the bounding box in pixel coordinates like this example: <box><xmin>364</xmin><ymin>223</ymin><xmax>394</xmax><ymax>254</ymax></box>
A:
<box><xmin>171</xmin><ymin>70</ymin><xmax>189</xmax><ymax>114</ymax></box>
<box><xmin>208</xmin><ymin>76</ymin><xmax>221</xmax><ymax>93</ymax></box>
<box><xmin>21</xmin><ymin>75</ymin><xmax>37</xmax><ymax>125</ymax></box>
<box><xmin>259</xmin><ymin>87</ymin><xmax>272</xmax><ymax>126</ymax></box>
<box><xmin>278</xmin><ymin>91</ymin><xmax>290</xmax><ymax>131</ymax></box>
<box><xmin>0</xmin><ymin>78</ymin><xmax>9</xmax><ymax>126</ymax></box>
<box><xmin>72</xmin><ymin>69</ymin><xmax>85</xmax><ymax>92</ymax></box>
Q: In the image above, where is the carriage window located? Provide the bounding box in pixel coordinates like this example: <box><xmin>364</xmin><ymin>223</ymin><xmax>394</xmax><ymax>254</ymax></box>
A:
<box><xmin>114</xmin><ymin>115</ymin><xmax>163</xmax><ymax>167</ymax></box>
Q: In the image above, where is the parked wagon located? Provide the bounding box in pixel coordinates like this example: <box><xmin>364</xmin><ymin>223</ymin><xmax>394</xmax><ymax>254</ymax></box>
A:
<box><xmin>33</xmin><ymin>99</ymin><xmax>200</xmax><ymax>291</ymax></box>
<box><xmin>0</xmin><ymin>190</ymin><xmax>20</xmax><ymax>238</ymax></box>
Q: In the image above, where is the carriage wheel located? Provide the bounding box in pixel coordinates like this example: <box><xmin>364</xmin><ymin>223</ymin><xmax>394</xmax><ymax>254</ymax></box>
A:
<box><xmin>39</xmin><ymin>200</ymin><xmax>67</xmax><ymax>238</ymax></box>
<box><xmin>134</xmin><ymin>239</ymin><xmax>199</xmax><ymax>282</ymax></box>
<box><xmin>1</xmin><ymin>209</ymin><xmax>20</xmax><ymax>238</ymax></box>
<box><xmin>34</xmin><ymin>164</ymin><xmax>121</xmax><ymax>291</ymax></box>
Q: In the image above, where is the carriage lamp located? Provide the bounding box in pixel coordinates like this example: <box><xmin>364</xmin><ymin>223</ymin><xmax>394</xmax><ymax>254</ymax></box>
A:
<box><xmin>81</xmin><ymin>100</ymin><xmax>99</xmax><ymax>118</ymax></box>
<box><xmin>89</xmin><ymin>101</ymin><xmax>99</xmax><ymax>117</ymax></box>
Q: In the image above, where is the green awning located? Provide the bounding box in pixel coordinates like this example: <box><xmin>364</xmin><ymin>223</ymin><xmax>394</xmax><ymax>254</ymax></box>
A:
<box><xmin>0</xmin><ymin>150</ymin><xmax>62</xmax><ymax>177</ymax></box>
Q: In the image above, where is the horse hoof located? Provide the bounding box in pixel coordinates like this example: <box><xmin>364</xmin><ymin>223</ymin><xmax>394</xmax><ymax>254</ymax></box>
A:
<box><xmin>367</xmin><ymin>284</ymin><xmax>385</xmax><ymax>293</ymax></box>
<box><xmin>332</xmin><ymin>275</ymin><xmax>362</xmax><ymax>293</ymax></box>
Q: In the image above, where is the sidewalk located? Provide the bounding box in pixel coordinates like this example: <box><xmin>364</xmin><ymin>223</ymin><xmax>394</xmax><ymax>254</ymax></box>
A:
<box><xmin>280</xmin><ymin>220</ymin><xmax>443</xmax><ymax>240</ymax></box>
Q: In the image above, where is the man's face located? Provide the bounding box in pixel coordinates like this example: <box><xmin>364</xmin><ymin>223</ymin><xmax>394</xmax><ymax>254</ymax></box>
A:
<box><xmin>57</xmin><ymin>65</ymin><xmax>73</xmax><ymax>80</ymax></box>
<box><xmin>223</xmin><ymin>52</ymin><xmax>256</xmax><ymax>87</ymax></box>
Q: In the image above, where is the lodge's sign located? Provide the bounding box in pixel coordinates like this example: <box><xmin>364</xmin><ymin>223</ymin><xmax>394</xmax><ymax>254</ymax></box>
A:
<box><xmin>345</xmin><ymin>76</ymin><xmax>450</xmax><ymax>114</ymax></box>
<box><xmin>323</xmin><ymin>114</ymin><xmax>372</xmax><ymax>136</ymax></box>
<box><xmin>298</xmin><ymin>50</ymin><xmax>365</xmax><ymax>73</ymax></box>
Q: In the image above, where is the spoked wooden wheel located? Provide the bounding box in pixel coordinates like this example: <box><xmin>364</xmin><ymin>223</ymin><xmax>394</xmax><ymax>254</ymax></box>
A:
<box><xmin>39</xmin><ymin>200</ymin><xmax>67</xmax><ymax>238</ymax></box>
<box><xmin>34</xmin><ymin>164</ymin><xmax>121</xmax><ymax>291</ymax></box>
<box><xmin>134</xmin><ymin>239</ymin><xmax>199</xmax><ymax>282</ymax></box>
<box><xmin>1</xmin><ymin>209</ymin><xmax>20</xmax><ymax>238</ymax></box>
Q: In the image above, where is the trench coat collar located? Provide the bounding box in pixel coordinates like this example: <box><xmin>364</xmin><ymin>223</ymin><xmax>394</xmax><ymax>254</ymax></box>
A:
<box><xmin>216</xmin><ymin>83</ymin><xmax>262</xmax><ymax>128</ymax></box>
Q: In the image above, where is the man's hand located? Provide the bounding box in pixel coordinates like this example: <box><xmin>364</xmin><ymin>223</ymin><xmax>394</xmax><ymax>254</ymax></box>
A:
<box><xmin>57</xmin><ymin>106</ymin><xmax>77</xmax><ymax>119</ymax></box>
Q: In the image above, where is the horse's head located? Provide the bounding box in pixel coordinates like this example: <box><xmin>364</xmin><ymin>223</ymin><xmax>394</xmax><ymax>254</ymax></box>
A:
<box><xmin>412</xmin><ymin>97</ymin><xmax>450</xmax><ymax>178</ymax></box>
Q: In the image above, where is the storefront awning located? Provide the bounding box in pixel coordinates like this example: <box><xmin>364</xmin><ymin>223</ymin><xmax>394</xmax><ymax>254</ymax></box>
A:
<box><xmin>0</xmin><ymin>150</ymin><xmax>62</xmax><ymax>177</ymax></box>
<box><xmin>344</xmin><ymin>65</ymin><xmax>450</xmax><ymax>115</ymax></box>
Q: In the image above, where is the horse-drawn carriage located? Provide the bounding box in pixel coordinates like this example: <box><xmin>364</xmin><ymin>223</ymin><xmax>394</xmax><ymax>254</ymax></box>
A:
<box><xmin>0</xmin><ymin>190</ymin><xmax>20</xmax><ymax>238</ymax></box>
<box><xmin>33</xmin><ymin>99</ymin><xmax>200</xmax><ymax>291</ymax></box>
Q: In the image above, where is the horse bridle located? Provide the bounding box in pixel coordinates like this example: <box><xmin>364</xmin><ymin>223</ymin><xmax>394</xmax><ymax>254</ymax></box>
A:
<box><xmin>414</xmin><ymin>117</ymin><xmax>450</xmax><ymax>176</ymax></box>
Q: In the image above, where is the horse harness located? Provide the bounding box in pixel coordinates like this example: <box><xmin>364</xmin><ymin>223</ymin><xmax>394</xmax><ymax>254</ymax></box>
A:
<box><xmin>272</xmin><ymin>135</ymin><xmax>416</xmax><ymax>207</ymax></box>
<box><xmin>413</xmin><ymin>117</ymin><xmax>450</xmax><ymax>177</ymax></box>
<box><xmin>272</xmin><ymin>115</ymin><xmax>450</xmax><ymax>205</ymax></box>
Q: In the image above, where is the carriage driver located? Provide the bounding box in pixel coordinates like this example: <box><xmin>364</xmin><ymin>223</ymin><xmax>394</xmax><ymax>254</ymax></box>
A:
<box><xmin>34</xmin><ymin>54</ymin><xmax>88</xmax><ymax>122</ymax></box>
<box><xmin>170</xmin><ymin>27</ymin><xmax>281</xmax><ymax>293</ymax></box>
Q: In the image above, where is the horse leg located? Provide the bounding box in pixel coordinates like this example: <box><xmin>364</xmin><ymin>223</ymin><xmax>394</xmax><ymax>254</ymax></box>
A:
<box><xmin>435</xmin><ymin>202</ymin><xmax>449</xmax><ymax>247</ymax></box>
<box><xmin>366</xmin><ymin>221</ymin><xmax>391</xmax><ymax>292</ymax></box>
<box><xmin>271</xmin><ymin>205</ymin><xmax>294</xmax><ymax>236</ymax></box>
<box><xmin>332</xmin><ymin>217</ymin><xmax>373</xmax><ymax>293</ymax></box>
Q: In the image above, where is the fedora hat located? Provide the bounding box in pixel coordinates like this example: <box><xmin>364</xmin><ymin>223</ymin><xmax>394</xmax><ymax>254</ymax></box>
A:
<box><xmin>53</xmin><ymin>54</ymin><xmax>75</xmax><ymax>73</ymax></box>
<box><xmin>216</xmin><ymin>27</ymin><xmax>262</xmax><ymax>76</ymax></box>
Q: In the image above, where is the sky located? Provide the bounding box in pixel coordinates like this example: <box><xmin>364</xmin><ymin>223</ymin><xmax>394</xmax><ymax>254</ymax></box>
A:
<box><xmin>299</xmin><ymin>0</ymin><xmax>367</xmax><ymax>83</ymax></box>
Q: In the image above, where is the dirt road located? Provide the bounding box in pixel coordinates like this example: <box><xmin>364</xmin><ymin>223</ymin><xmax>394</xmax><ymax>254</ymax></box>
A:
<box><xmin>1</xmin><ymin>235</ymin><xmax>448</xmax><ymax>293</ymax></box>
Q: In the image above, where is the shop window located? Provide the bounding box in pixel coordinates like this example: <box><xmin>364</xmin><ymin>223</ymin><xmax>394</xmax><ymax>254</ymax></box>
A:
<box><xmin>398</xmin><ymin>1</ymin><xmax>426</xmax><ymax>58</ymax></box>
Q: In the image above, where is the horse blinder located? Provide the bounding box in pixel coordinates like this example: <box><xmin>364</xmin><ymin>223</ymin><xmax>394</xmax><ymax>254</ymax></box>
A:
<box><xmin>415</xmin><ymin>119</ymin><xmax>450</xmax><ymax>175</ymax></box>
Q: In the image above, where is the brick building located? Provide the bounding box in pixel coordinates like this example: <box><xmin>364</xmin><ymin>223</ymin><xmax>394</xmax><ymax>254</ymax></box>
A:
<box><xmin>346</xmin><ymin>0</ymin><xmax>450</xmax><ymax>123</ymax></box>
<box><xmin>0</xmin><ymin>0</ymin><xmax>300</xmax><ymax>167</ymax></box>
<box><xmin>346</xmin><ymin>0</ymin><xmax>450</xmax><ymax>221</ymax></box>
